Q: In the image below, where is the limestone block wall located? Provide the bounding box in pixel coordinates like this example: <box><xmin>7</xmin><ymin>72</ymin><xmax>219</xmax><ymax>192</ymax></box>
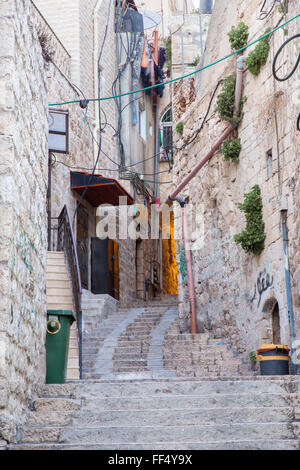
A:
<box><xmin>171</xmin><ymin>0</ymin><xmax>300</xmax><ymax>363</ymax></box>
<box><xmin>0</xmin><ymin>0</ymin><xmax>48</xmax><ymax>441</ymax></box>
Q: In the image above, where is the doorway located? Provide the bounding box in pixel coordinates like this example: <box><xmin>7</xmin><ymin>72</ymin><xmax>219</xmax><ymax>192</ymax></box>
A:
<box><xmin>91</xmin><ymin>238</ymin><xmax>119</xmax><ymax>300</ymax></box>
<box><xmin>272</xmin><ymin>302</ymin><xmax>281</xmax><ymax>344</ymax></box>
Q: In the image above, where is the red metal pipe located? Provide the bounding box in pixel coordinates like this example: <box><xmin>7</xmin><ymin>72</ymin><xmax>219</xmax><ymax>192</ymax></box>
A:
<box><xmin>169</xmin><ymin>125</ymin><xmax>233</xmax><ymax>201</ymax></box>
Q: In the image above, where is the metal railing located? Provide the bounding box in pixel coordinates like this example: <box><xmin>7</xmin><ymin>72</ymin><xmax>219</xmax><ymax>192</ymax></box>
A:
<box><xmin>56</xmin><ymin>206</ymin><xmax>82</xmax><ymax>320</ymax></box>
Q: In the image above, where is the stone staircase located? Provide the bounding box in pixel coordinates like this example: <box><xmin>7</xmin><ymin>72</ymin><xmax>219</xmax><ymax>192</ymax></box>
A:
<box><xmin>6</xmin><ymin>296</ymin><xmax>300</xmax><ymax>450</ymax></box>
<box><xmin>7</xmin><ymin>377</ymin><xmax>300</xmax><ymax>450</ymax></box>
<box><xmin>162</xmin><ymin>319</ymin><xmax>250</xmax><ymax>377</ymax></box>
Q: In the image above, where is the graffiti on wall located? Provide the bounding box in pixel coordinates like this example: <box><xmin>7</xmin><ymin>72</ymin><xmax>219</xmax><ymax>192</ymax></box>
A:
<box><xmin>250</xmin><ymin>268</ymin><xmax>274</xmax><ymax>308</ymax></box>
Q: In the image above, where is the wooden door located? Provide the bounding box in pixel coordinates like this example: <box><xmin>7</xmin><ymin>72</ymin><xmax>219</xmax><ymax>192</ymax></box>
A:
<box><xmin>109</xmin><ymin>240</ymin><xmax>119</xmax><ymax>301</ymax></box>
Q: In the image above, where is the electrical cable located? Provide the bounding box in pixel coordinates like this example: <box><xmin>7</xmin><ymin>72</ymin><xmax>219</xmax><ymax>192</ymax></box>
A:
<box><xmin>272</xmin><ymin>33</ymin><xmax>300</xmax><ymax>130</ymax></box>
<box><xmin>272</xmin><ymin>33</ymin><xmax>300</xmax><ymax>81</ymax></box>
<box><xmin>258</xmin><ymin>0</ymin><xmax>281</xmax><ymax>20</ymax></box>
<box><xmin>49</xmin><ymin>13</ymin><xmax>300</xmax><ymax>107</ymax></box>
<box><xmin>174</xmin><ymin>79</ymin><xmax>224</xmax><ymax>151</ymax></box>
<box><xmin>72</xmin><ymin>0</ymin><xmax>113</xmax><ymax>228</ymax></box>
<box><xmin>51</xmin><ymin>152</ymin><xmax>170</xmax><ymax>178</ymax></box>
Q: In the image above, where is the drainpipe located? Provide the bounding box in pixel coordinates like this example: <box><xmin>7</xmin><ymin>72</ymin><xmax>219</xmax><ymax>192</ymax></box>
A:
<box><xmin>168</xmin><ymin>56</ymin><xmax>246</xmax><ymax>333</ymax></box>
<box><xmin>93</xmin><ymin>0</ymin><xmax>105</xmax><ymax>161</ymax></box>
<box><xmin>153</xmin><ymin>31</ymin><xmax>159</xmax><ymax>199</ymax></box>
<box><xmin>173</xmin><ymin>196</ymin><xmax>198</xmax><ymax>334</ymax></box>
<box><xmin>281</xmin><ymin>205</ymin><xmax>297</xmax><ymax>374</ymax></box>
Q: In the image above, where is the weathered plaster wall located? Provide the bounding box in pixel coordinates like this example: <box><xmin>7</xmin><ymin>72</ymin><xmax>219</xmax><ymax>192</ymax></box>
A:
<box><xmin>171</xmin><ymin>0</ymin><xmax>300</xmax><ymax>364</ymax></box>
<box><xmin>0</xmin><ymin>0</ymin><xmax>48</xmax><ymax>441</ymax></box>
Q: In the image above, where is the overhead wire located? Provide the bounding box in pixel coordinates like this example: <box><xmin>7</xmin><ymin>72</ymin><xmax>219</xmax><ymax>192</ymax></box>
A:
<box><xmin>72</xmin><ymin>0</ymin><xmax>113</xmax><ymax>228</ymax></box>
<box><xmin>272</xmin><ymin>33</ymin><xmax>300</xmax><ymax>130</ymax></box>
<box><xmin>49</xmin><ymin>13</ymin><xmax>300</xmax><ymax>107</ymax></box>
<box><xmin>258</xmin><ymin>0</ymin><xmax>282</xmax><ymax>20</ymax></box>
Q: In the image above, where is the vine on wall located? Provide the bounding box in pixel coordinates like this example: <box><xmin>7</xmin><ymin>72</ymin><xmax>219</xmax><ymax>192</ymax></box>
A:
<box><xmin>234</xmin><ymin>185</ymin><xmax>266</xmax><ymax>256</ymax></box>
<box><xmin>245</xmin><ymin>28</ymin><xmax>271</xmax><ymax>76</ymax></box>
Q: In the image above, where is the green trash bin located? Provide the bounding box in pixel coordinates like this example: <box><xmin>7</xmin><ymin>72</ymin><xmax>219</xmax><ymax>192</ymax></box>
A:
<box><xmin>46</xmin><ymin>310</ymin><xmax>76</xmax><ymax>384</ymax></box>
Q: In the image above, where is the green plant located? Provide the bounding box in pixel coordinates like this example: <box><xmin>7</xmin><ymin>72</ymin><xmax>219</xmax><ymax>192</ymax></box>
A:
<box><xmin>221</xmin><ymin>137</ymin><xmax>241</xmax><ymax>162</ymax></box>
<box><xmin>164</xmin><ymin>37</ymin><xmax>172</xmax><ymax>71</ymax></box>
<box><xmin>176</xmin><ymin>122</ymin><xmax>184</xmax><ymax>135</ymax></box>
<box><xmin>192</xmin><ymin>55</ymin><xmax>200</xmax><ymax>67</ymax></box>
<box><xmin>228</xmin><ymin>22</ymin><xmax>249</xmax><ymax>51</ymax></box>
<box><xmin>249</xmin><ymin>351</ymin><xmax>257</xmax><ymax>365</ymax></box>
<box><xmin>245</xmin><ymin>28</ymin><xmax>271</xmax><ymax>76</ymax></box>
<box><xmin>215</xmin><ymin>74</ymin><xmax>246</xmax><ymax>126</ymax></box>
<box><xmin>278</xmin><ymin>0</ymin><xmax>288</xmax><ymax>15</ymax></box>
<box><xmin>234</xmin><ymin>185</ymin><xmax>266</xmax><ymax>256</ymax></box>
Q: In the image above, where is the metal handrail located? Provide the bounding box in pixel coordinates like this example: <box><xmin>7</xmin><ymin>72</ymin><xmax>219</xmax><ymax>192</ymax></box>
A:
<box><xmin>56</xmin><ymin>206</ymin><xmax>82</xmax><ymax>319</ymax></box>
<box><xmin>53</xmin><ymin>205</ymin><xmax>82</xmax><ymax>378</ymax></box>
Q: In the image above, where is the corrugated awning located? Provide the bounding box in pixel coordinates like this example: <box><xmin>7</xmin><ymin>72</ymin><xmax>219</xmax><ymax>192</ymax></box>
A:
<box><xmin>70</xmin><ymin>171</ymin><xmax>134</xmax><ymax>207</ymax></box>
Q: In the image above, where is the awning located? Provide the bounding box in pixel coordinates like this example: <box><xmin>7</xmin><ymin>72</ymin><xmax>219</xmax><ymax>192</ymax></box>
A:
<box><xmin>70</xmin><ymin>171</ymin><xmax>134</xmax><ymax>206</ymax></box>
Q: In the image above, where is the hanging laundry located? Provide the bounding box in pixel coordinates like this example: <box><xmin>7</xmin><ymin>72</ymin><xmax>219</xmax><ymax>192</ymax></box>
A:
<box><xmin>158</xmin><ymin>47</ymin><xmax>167</xmax><ymax>69</ymax></box>
<box><xmin>153</xmin><ymin>63</ymin><xmax>165</xmax><ymax>98</ymax></box>
<box><xmin>140</xmin><ymin>42</ymin><xmax>152</xmax><ymax>94</ymax></box>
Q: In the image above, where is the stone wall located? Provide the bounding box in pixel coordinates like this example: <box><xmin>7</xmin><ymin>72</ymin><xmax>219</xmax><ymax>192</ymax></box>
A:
<box><xmin>0</xmin><ymin>0</ymin><xmax>49</xmax><ymax>441</ymax></box>
<box><xmin>171</xmin><ymin>0</ymin><xmax>300</xmax><ymax>364</ymax></box>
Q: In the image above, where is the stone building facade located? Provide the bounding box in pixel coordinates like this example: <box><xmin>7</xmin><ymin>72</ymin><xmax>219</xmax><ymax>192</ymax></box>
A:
<box><xmin>171</xmin><ymin>0</ymin><xmax>300</xmax><ymax>365</ymax></box>
<box><xmin>0</xmin><ymin>0</ymin><xmax>49</xmax><ymax>441</ymax></box>
<box><xmin>0</xmin><ymin>0</ymin><xmax>166</xmax><ymax>442</ymax></box>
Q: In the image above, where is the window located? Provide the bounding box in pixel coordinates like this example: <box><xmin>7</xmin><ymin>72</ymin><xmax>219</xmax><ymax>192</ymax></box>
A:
<box><xmin>160</xmin><ymin>107</ymin><xmax>173</xmax><ymax>161</ymax></box>
<box><xmin>139</xmin><ymin>109</ymin><xmax>147</xmax><ymax>141</ymax></box>
<box><xmin>48</xmin><ymin>109</ymin><xmax>69</xmax><ymax>154</ymax></box>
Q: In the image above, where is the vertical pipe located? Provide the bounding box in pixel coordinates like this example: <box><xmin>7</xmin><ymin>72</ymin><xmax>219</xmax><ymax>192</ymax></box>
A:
<box><xmin>199</xmin><ymin>0</ymin><xmax>204</xmax><ymax>56</ymax></box>
<box><xmin>154</xmin><ymin>103</ymin><xmax>159</xmax><ymax>198</ymax></box>
<box><xmin>180</xmin><ymin>31</ymin><xmax>185</xmax><ymax>75</ymax></box>
<box><xmin>181</xmin><ymin>204</ymin><xmax>197</xmax><ymax>334</ymax></box>
<box><xmin>153</xmin><ymin>31</ymin><xmax>159</xmax><ymax>199</ymax></box>
<box><xmin>281</xmin><ymin>210</ymin><xmax>296</xmax><ymax>374</ymax></box>
<box><xmin>47</xmin><ymin>152</ymin><xmax>52</xmax><ymax>251</ymax></box>
<box><xmin>168</xmin><ymin>56</ymin><xmax>245</xmax><ymax>334</ymax></box>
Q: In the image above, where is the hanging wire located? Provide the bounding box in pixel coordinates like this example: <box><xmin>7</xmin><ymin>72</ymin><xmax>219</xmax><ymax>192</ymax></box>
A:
<box><xmin>49</xmin><ymin>13</ymin><xmax>300</xmax><ymax>107</ymax></box>
<box><xmin>72</xmin><ymin>0</ymin><xmax>113</xmax><ymax>228</ymax></box>
<box><xmin>272</xmin><ymin>33</ymin><xmax>300</xmax><ymax>130</ymax></box>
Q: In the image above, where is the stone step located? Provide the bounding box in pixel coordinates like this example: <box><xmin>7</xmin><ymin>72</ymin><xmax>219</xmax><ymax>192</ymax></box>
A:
<box><xmin>7</xmin><ymin>439</ymin><xmax>300</xmax><ymax>450</ymax></box>
<box><xmin>162</xmin><ymin>358</ymin><xmax>243</xmax><ymax>367</ymax></box>
<box><xmin>20</xmin><ymin>422</ymin><xmax>297</xmax><ymax>445</ymax></box>
<box><xmin>46</xmin><ymin>265</ymin><xmax>69</xmax><ymax>274</ymax></box>
<box><xmin>46</xmin><ymin>272</ymin><xmax>70</xmax><ymax>281</ymax></box>
<box><xmin>47</xmin><ymin>280</ymin><xmax>70</xmax><ymax>289</ymax></box>
<box><xmin>26</xmin><ymin>406</ymin><xmax>295</xmax><ymax>428</ymax></box>
<box><xmin>33</xmin><ymin>398</ymin><xmax>81</xmax><ymax>412</ymax></box>
<box><xmin>36</xmin><ymin>377</ymin><xmax>300</xmax><ymax>398</ymax></box>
